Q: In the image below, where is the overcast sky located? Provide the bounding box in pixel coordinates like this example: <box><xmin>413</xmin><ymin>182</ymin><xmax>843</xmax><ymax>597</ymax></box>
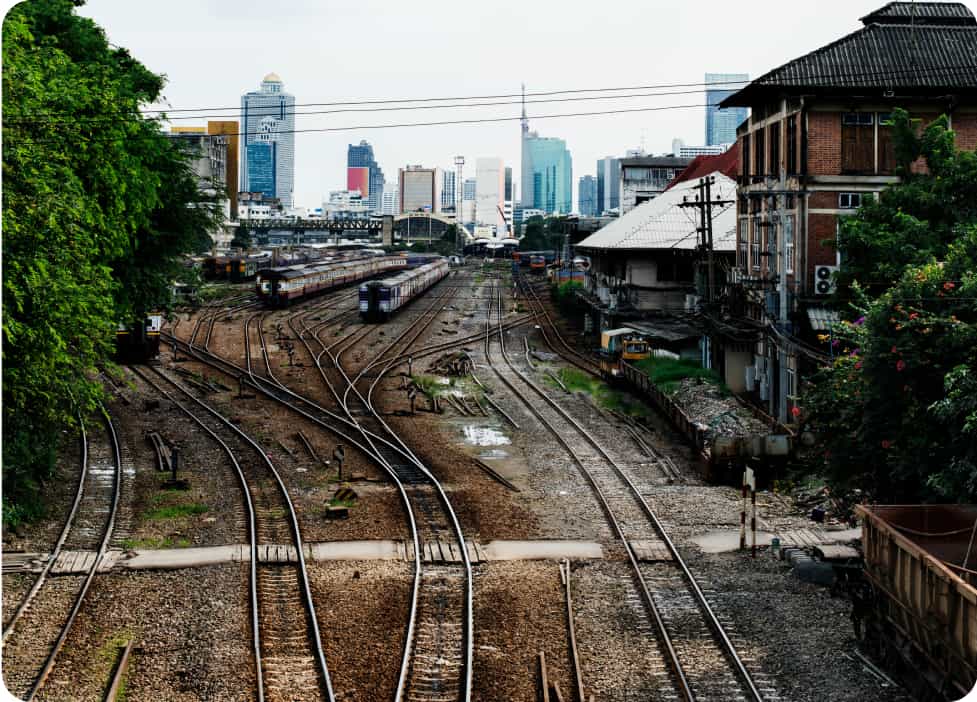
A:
<box><xmin>72</xmin><ymin>0</ymin><xmax>977</xmax><ymax>210</ymax></box>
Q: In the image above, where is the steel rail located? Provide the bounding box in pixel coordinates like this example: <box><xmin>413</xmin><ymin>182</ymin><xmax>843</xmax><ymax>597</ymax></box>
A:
<box><xmin>3</xmin><ymin>415</ymin><xmax>88</xmax><ymax>643</ymax></box>
<box><xmin>497</xmin><ymin>282</ymin><xmax>764</xmax><ymax>701</ymax></box>
<box><xmin>517</xmin><ymin>274</ymin><xmax>602</xmax><ymax>377</ymax></box>
<box><xmin>22</xmin><ymin>405</ymin><xmax>122</xmax><ymax>701</ymax></box>
<box><xmin>126</xmin><ymin>365</ymin><xmax>263</xmax><ymax>699</ymax></box>
<box><xmin>141</xmin><ymin>365</ymin><xmax>337</xmax><ymax>702</ymax></box>
<box><xmin>317</xmin><ymin>279</ymin><xmax>474</xmax><ymax>702</ymax></box>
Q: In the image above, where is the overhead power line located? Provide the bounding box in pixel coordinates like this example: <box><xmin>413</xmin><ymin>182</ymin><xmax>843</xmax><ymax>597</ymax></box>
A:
<box><xmin>6</xmin><ymin>63</ymin><xmax>974</xmax><ymax>124</ymax></box>
<box><xmin>7</xmin><ymin>103</ymin><xmax>710</xmax><ymax>146</ymax></box>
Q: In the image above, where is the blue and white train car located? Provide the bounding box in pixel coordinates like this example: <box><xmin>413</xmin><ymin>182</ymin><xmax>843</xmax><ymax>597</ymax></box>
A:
<box><xmin>359</xmin><ymin>258</ymin><xmax>450</xmax><ymax>322</ymax></box>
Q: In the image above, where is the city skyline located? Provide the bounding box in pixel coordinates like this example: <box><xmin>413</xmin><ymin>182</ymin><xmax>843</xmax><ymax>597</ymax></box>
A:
<box><xmin>77</xmin><ymin>0</ymin><xmax>962</xmax><ymax>210</ymax></box>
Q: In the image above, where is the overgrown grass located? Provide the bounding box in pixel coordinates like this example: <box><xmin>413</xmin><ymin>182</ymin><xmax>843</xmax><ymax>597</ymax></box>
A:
<box><xmin>633</xmin><ymin>356</ymin><xmax>726</xmax><ymax>394</ymax></box>
<box><xmin>121</xmin><ymin>536</ymin><xmax>191</xmax><ymax>549</ymax></box>
<box><xmin>549</xmin><ymin>368</ymin><xmax>651</xmax><ymax>417</ymax></box>
<box><xmin>144</xmin><ymin>503</ymin><xmax>209</xmax><ymax>520</ymax></box>
<box><xmin>412</xmin><ymin>374</ymin><xmax>448</xmax><ymax>397</ymax></box>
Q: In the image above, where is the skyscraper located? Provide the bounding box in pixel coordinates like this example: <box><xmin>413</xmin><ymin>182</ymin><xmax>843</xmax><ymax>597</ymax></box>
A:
<box><xmin>381</xmin><ymin>182</ymin><xmax>399</xmax><ymax>216</ymax></box>
<box><xmin>705</xmin><ymin>73</ymin><xmax>749</xmax><ymax>146</ymax></box>
<box><xmin>441</xmin><ymin>169</ymin><xmax>457</xmax><ymax>212</ymax></box>
<box><xmin>462</xmin><ymin>178</ymin><xmax>477</xmax><ymax>201</ymax></box>
<box><xmin>520</xmin><ymin>86</ymin><xmax>573</xmax><ymax>215</ymax></box>
<box><xmin>241</xmin><ymin>73</ymin><xmax>295</xmax><ymax>207</ymax></box>
<box><xmin>347</xmin><ymin>140</ymin><xmax>384</xmax><ymax>213</ymax></box>
<box><xmin>207</xmin><ymin>121</ymin><xmax>239</xmax><ymax>218</ymax></box>
<box><xmin>578</xmin><ymin>175</ymin><xmax>597</xmax><ymax>217</ymax></box>
<box><xmin>596</xmin><ymin>157</ymin><xmax>621</xmax><ymax>214</ymax></box>
<box><xmin>475</xmin><ymin>157</ymin><xmax>505</xmax><ymax>236</ymax></box>
<box><xmin>399</xmin><ymin>166</ymin><xmax>440</xmax><ymax>213</ymax></box>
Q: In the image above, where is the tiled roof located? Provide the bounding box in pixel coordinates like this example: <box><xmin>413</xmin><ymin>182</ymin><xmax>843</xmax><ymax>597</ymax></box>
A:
<box><xmin>666</xmin><ymin>144</ymin><xmax>740</xmax><ymax>191</ymax></box>
<box><xmin>721</xmin><ymin>5</ymin><xmax>977</xmax><ymax>106</ymax></box>
<box><xmin>860</xmin><ymin>2</ymin><xmax>975</xmax><ymax>25</ymax></box>
<box><xmin>575</xmin><ymin>172</ymin><xmax>737</xmax><ymax>252</ymax></box>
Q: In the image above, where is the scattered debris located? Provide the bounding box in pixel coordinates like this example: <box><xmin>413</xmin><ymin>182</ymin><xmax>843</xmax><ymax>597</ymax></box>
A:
<box><xmin>668</xmin><ymin>378</ymin><xmax>769</xmax><ymax>440</ymax></box>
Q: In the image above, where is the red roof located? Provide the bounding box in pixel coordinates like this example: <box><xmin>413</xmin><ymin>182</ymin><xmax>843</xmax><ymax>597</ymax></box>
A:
<box><xmin>665</xmin><ymin>143</ymin><xmax>740</xmax><ymax>190</ymax></box>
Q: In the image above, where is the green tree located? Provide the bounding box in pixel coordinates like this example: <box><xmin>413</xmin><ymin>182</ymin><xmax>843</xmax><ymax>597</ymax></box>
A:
<box><xmin>835</xmin><ymin>109</ymin><xmax>977</xmax><ymax>298</ymax></box>
<box><xmin>2</xmin><ymin>0</ymin><xmax>220</xmax><ymax>525</ymax></box>
<box><xmin>803</xmin><ymin>229</ymin><xmax>977</xmax><ymax>502</ymax></box>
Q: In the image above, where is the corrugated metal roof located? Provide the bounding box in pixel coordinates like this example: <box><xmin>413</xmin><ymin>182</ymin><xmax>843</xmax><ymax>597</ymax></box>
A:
<box><xmin>722</xmin><ymin>15</ymin><xmax>977</xmax><ymax>106</ymax></box>
<box><xmin>666</xmin><ymin>145</ymin><xmax>740</xmax><ymax>191</ymax></box>
<box><xmin>575</xmin><ymin>172</ymin><xmax>737</xmax><ymax>252</ymax></box>
<box><xmin>860</xmin><ymin>2</ymin><xmax>975</xmax><ymax>24</ymax></box>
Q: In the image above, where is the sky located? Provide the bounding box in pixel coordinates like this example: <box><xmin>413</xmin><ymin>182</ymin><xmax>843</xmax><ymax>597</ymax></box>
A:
<box><xmin>69</xmin><ymin>0</ymin><xmax>977</xmax><ymax>210</ymax></box>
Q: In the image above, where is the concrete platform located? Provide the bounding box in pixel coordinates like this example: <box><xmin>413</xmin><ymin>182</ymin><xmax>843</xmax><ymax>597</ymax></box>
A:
<box><xmin>8</xmin><ymin>539</ymin><xmax>605</xmax><ymax>573</ymax></box>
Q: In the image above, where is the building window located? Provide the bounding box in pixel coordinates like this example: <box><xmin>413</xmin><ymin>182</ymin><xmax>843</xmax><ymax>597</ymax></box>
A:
<box><xmin>754</xmin><ymin>127</ymin><xmax>766</xmax><ymax>176</ymax></box>
<box><xmin>878</xmin><ymin>112</ymin><xmax>896</xmax><ymax>174</ymax></box>
<box><xmin>841</xmin><ymin>112</ymin><xmax>874</xmax><ymax>173</ymax></box>
<box><xmin>769</xmin><ymin>122</ymin><xmax>781</xmax><ymax>175</ymax></box>
<box><xmin>738</xmin><ymin>220</ymin><xmax>748</xmax><ymax>268</ymax></box>
<box><xmin>742</xmin><ymin>134</ymin><xmax>751</xmax><ymax>179</ymax></box>
<box><xmin>784</xmin><ymin>214</ymin><xmax>794</xmax><ymax>274</ymax></box>
<box><xmin>839</xmin><ymin>192</ymin><xmax>863</xmax><ymax>209</ymax></box>
<box><xmin>751</xmin><ymin>218</ymin><xmax>762</xmax><ymax>269</ymax></box>
<box><xmin>786</xmin><ymin>115</ymin><xmax>798</xmax><ymax>175</ymax></box>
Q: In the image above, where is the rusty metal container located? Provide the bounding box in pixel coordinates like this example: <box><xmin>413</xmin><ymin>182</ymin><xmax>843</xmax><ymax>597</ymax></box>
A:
<box><xmin>856</xmin><ymin>504</ymin><xmax>977</xmax><ymax>699</ymax></box>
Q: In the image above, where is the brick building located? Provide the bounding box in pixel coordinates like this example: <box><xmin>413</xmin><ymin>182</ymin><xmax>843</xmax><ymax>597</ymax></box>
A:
<box><xmin>716</xmin><ymin>1</ymin><xmax>977</xmax><ymax>423</ymax></box>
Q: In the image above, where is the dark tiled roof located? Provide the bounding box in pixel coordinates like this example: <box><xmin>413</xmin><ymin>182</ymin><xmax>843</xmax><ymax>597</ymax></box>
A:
<box><xmin>619</xmin><ymin>156</ymin><xmax>692</xmax><ymax>168</ymax></box>
<box><xmin>860</xmin><ymin>2</ymin><xmax>975</xmax><ymax>25</ymax></box>
<box><xmin>665</xmin><ymin>144</ymin><xmax>740</xmax><ymax>190</ymax></box>
<box><xmin>721</xmin><ymin>19</ymin><xmax>977</xmax><ymax>106</ymax></box>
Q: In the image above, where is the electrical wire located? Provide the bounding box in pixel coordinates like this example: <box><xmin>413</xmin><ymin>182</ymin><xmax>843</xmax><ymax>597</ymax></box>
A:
<box><xmin>6</xmin><ymin>63</ymin><xmax>974</xmax><ymax>124</ymax></box>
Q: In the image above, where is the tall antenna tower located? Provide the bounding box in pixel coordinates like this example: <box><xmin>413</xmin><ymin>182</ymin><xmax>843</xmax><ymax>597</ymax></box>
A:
<box><xmin>520</xmin><ymin>82</ymin><xmax>529</xmax><ymax>136</ymax></box>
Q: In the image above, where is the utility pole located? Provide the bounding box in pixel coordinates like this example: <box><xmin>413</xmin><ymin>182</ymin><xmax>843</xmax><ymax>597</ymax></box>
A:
<box><xmin>679</xmin><ymin>176</ymin><xmax>732</xmax><ymax>372</ymax></box>
<box><xmin>454</xmin><ymin>155</ymin><xmax>465</xmax><ymax>254</ymax></box>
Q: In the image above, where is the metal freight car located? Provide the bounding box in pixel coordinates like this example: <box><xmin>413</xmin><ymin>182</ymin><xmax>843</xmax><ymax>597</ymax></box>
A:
<box><xmin>855</xmin><ymin>504</ymin><xmax>977</xmax><ymax>700</ymax></box>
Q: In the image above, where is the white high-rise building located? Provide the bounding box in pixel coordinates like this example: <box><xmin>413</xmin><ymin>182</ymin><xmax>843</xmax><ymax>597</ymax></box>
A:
<box><xmin>381</xmin><ymin>182</ymin><xmax>399</xmax><ymax>215</ymax></box>
<box><xmin>240</xmin><ymin>73</ymin><xmax>296</xmax><ymax>208</ymax></box>
<box><xmin>475</xmin><ymin>157</ymin><xmax>505</xmax><ymax>238</ymax></box>
<box><xmin>441</xmin><ymin>169</ymin><xmax>457</xmax><ymax>212</ymax></box>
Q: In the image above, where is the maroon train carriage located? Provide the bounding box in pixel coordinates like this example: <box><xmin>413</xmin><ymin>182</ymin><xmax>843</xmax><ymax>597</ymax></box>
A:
<box><xmin>257</xmin><ymin>255</ymin><xmax>407</xmax><ymax>307</ymax></box>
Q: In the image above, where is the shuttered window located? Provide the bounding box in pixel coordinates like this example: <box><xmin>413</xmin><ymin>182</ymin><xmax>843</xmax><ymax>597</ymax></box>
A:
<box><xmin>841</xmin><ymin>112</ymin><xmax>874</xmax><ymax>174</ymax></box>
<box><xmin>878</xmin><ymin>112</ymin><xmax>896</xmax><ymax>174</ymax></box>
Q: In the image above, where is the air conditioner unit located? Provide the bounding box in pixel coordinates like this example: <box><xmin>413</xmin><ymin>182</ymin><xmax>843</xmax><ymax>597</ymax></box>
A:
<box><xmin>745</xmin><ymin>366</ymin><xmax>756</xmax><ymax>390</ymax></box>
<box><xmin>759</xmin><ymin>381</ymin><xmax>769</xmax><ymax>401</ymax></box>
<box><xmin>814</xmin><ymin>265</ymin><xmax>838</xmax><ymax>295</ymax></box>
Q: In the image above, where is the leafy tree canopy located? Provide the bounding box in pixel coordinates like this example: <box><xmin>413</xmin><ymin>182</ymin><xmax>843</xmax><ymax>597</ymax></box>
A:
<box><xmin>2</xmin><ymin>0</ymin><xmax>220</xmax><ymax>525</ymax></box>
<box><xmin>835</xmin><ymin>109</ymin><xmax>977</xmax><ymax>297</ymax></box>
<box><xmin>803</xmin><ymin>110</ymin><xmax>977</xmax><ymax>503</ymax></box>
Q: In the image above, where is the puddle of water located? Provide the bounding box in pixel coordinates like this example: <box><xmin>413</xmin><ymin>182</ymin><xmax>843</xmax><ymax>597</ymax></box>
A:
<box><xmin>479</xmin><ymin>449</ymin><xmax>509</xmax><ymax>460</ymax></box>
<box><xmin>462</xmin><ymin>426</ymin><xmax>510</xmax><ymax>446</ymax></box>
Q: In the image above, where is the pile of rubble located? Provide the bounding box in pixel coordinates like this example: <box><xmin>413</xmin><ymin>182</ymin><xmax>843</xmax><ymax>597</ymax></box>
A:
<box><xmin>669</xmin><ymin>378</ymin><xmax>770</xmax><ymax>440</ymax></box>
<box><xmin>427</xmin><ymin>351</ymin><xmax>474</xmax><ymax>377</ymax></box>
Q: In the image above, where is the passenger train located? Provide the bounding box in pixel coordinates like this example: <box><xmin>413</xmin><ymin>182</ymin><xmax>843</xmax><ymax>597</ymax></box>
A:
<box><xmin>257</xmin><ymin>256</ymin><xmax>407</xmax><ymax>307</ymax></box>
<box><xmin>359</xmin><ymin>258</ymin><xmax>450</xmax><ymax>322</ymax></box>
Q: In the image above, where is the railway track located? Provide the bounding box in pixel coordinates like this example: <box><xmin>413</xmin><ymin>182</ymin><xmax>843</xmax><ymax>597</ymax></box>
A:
<box><xmin>164</xmin><ymin>272</ymin><xmax>478</xmax><ymax>701</ymax></box>
<box><xmin>128</xmin><ymin>365</ymin><xmax>335</xmax><ymax>702</ymax></box>
<box><xmin>516</xmin><ymin>273</ymin><xmax>602</xmax><ymax>377</ymax></box>
<box><xmin>2</xmin><ymin>407</ymin><xmax>121</xmax><ymax>701</ymax></box>
<box><xmin>298</xmin><ymin>276</ymin><xmax>474</xmax><ymax>702</ymax></box>
<box><xmin>483</xmin><ymin>280</ymin><xmax>772</xmax><ymax>702</ymax></box>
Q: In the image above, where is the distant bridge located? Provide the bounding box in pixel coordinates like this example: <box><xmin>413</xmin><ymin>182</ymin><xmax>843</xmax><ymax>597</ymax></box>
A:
<box><xmin>239</xmin><ymin>212</ymin><xmax>457</xmax><ymax>245</ymax></box>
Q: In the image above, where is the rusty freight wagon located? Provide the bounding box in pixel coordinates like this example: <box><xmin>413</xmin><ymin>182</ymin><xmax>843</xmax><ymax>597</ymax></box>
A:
<box><xmin>856</xmin><ymin>504</ymin><xmax>977</xmax><ymax>700</ymax></box>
